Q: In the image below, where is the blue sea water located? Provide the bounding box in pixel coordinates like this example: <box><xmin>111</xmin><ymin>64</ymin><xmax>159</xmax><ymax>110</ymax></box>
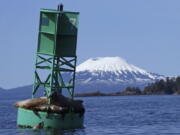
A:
<box><xmin>1</xmin><ymin>95</ymin><xmax>180</xmax><ymax>135</ymax></box>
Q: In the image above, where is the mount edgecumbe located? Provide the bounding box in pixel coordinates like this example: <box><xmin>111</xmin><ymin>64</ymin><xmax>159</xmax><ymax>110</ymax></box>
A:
<box><xmin>75</xmin><ymin>57</ymin><xmax>164</xmax><ymax>93</ymax></box>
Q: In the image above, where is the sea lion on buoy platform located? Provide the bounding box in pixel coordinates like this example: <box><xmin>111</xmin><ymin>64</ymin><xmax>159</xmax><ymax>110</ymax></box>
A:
<box><xmin>13</xmin><ymin>92</ymin><xmax>85</xmax><ymax>114</ymax></box>
<box><xmin>33</xmin><ymin>104</ymin><xmax>69</xmax><ymax>113</ymax></box>
<box><xmin>14</xmin><ymin>97</ymin><xmax>47</xmax><ymax>109</ymax></box>
<box><xmin>50</xmin><ymin>92</ymin><xmax>85</xmax><ymax>114</ymax></box>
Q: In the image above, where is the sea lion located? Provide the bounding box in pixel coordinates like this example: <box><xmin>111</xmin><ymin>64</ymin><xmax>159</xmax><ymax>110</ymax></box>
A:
<box><xmin>50</xmin><ymin>92</ymin><xmax>85</xmax><ymax>114</ymax></box>
<box><xmin>14</xmin><ymin>93</ymin><xmax>85</xmax><ymax>114</ymax></box>
<box><xmin>14</xmin><ymin>97</ymin><xmax>48</xmax><ymax>109</ymax></box>
<box><xmin>33</xmin><ymin>104</ymin><xmax>69</xmax><ymax>113</ymax></box>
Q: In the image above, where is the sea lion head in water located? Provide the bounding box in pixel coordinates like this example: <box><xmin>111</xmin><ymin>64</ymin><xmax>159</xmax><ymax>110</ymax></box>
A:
<box><xmin>33</xmin><ymin>122</ymin><xmax>44</xmax><ymax>129</ymax></box>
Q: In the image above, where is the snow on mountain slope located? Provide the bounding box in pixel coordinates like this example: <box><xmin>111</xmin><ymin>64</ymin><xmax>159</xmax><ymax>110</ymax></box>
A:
<box><xmin>75</xmin><ymin>57</ymin><xmax>164</xmax><ymax>93</ymax></box>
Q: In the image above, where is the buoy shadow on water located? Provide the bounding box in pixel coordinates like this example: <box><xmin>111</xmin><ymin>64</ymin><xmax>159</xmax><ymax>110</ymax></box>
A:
<box><xmin>17</xmin><ymin>128</ymin><xmax>64</xmax><ymax>135</ymax></box>
<box><xmin>17</xmin><ymin>128</ymin><xmax>86</xmax><ymax>135</ymax></box>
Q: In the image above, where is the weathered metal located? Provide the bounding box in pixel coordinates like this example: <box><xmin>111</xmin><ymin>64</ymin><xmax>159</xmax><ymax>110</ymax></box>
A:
<box><xmin>17</xmin><ymin>108</ymin><xmax>84</xmax><ymax>129</ymax></box>
<box><xmin>16</xmin><ymin>5</ymin><xmax>84</xmax><ymax>129</ymax></box>
<box><xmin>37</xmin><ymin>9</ymin><xmax>79</xmax><ymax>57</ymax></box>
<box><xmin>33</xmin><ymin>6</ymin><xmax>79</xmax><ymax>101</ymax></box>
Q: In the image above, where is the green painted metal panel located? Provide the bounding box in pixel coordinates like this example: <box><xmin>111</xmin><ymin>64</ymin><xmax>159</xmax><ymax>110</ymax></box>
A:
<box><xmin>37</xmin><ymin>10</ymin><xmax>79</xmax><ymax>57</ymax></box>
<box><xmin>58</xmin><ymin>13</ymin><xmax>79</xmax><ymax>35</ymax></box>
<box><xmin>56</xmin><ymin>12</ymin><xmax>79</xmax><ymax>57</ymax></box>
<box><xmin>40</xmin><ymin>12</ymin><xmax>57</xmax><ymax>34</ymax></box>
<box><xmin>38</xmin><ymin>34</ymin><xmax>55</xmax><ymax>55</ymax></box>
<box><xmin>17</xmin><ymin>108</ymin><xmax>84</xmax><ymax>129</ymax></box>
<box><xmin>56</xmin><ymin>36</ymin><xmax>77</xmax><ymax>57</ymax></box>
<box><xmin>41</xmin><ymin>9</ymin><xmax>60</xmax><ymax>14</ymax></box>
<box><xmin>37</xmin><ymin>12</ymin><xmax>57</xmax><ymax>55</ymax></box>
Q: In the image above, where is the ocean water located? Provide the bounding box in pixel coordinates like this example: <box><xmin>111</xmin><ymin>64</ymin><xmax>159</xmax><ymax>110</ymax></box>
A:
<box><xmin>1</xmin><ymin>95</ymin><xmax>180</xmax><ymax>135</ymax></box>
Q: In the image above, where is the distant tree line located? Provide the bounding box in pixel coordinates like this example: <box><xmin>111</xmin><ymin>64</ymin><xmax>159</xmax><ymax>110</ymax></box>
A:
<box><xmin>125</xmin><ymin>77</ymin><xmax>180</xmax><ymax>95</ymax></box>
<box><xmin>143</xmin><ymin>77</ymin><xmax>180</xmax><ymax>95</ymax></box>
<box><xmin>75</xmin><ymin>77</ymin><xmax>180</xmax><ymax>97</ymax></box>
<box><xmin>123</xmin><ymin>87</ymin><xmax>142</xmax><ymax>95</ymax></box>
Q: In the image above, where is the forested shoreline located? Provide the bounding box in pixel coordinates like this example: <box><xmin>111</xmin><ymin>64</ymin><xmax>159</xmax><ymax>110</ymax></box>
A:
<box><xmin>75</xmin><ymin>76</ymin><xmax>180</xmax><ymax>97</ymax></box>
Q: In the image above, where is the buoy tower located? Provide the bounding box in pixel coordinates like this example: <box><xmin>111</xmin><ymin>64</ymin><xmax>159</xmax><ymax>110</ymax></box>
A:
<box><xmin>16</xmin><ymin>4</ymin><xmax>84</xmax><ymax>129</ymax></box>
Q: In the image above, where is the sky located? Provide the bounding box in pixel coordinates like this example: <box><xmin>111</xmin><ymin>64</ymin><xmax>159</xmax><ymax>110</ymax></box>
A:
<box><xmin>0</xmin><ymin>0</ymin><xmax>180</xmax><ymax>89</ymax></box>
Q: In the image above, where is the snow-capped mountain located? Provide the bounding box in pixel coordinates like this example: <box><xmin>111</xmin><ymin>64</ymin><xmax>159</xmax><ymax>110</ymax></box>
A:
<box><xmin>75</xmin><ymin>57</ymin><xmax>164</xmax><ymax>93</ymax></box>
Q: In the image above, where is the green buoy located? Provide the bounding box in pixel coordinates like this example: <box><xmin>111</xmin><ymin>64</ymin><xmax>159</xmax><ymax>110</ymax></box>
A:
<box><xmin>16</xmin><ymin>4</ymin><xmax>84</xmax><ymax>129</ymax></box>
